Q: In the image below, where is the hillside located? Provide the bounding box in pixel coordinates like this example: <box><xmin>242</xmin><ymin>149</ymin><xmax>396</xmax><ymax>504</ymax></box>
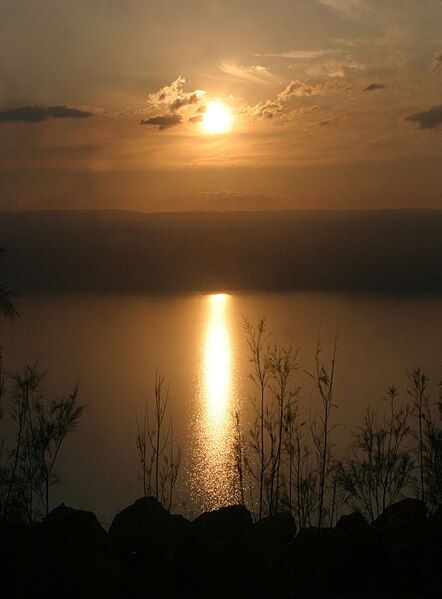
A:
<box><xmin>0</xmin><ymin>209</ymin><xmax>441</xmax><ymax>294</ymax></box>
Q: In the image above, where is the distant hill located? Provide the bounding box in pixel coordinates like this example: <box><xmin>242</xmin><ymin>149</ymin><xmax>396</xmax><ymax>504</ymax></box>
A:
<box><xmin>0</xmin><ymin>209</ymin><xmax>441</xmax><ymax>294</ymax></box>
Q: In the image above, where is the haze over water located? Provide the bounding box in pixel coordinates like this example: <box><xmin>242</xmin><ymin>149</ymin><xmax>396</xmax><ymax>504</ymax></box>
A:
<box><xmin>0</xmin><ymin>291</ymin><xmax>440</xmax><ymax>523</ymax></box>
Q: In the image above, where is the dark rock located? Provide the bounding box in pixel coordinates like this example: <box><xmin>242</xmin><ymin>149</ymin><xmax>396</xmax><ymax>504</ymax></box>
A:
<box><xmin>431</xmin><ymin>503</ymin><xmax>442</xmax><ymax>537</ymax></box>
<box><xmin>335</xmin><ymin>511</ymin><xmax>369</xmax><ymax>536</ymax></box>
<box><xmin>34</xmin><ymin>504</ymin><xmax>120</xmax><ymax>599</ymax></box>
<box><xmin>191</xmin><ymin>503</ymin><xmax>253</xmax><ymax>534</ymax></box>
<box><xmin>373</xmin><ymin>498</ymin><xmax>427</xmax><ymax>536</ymax></box>
<box><xmin>254</xmin><ymin>512</ymin><xmax>297</xmax><ymax>546</ymax></box>
<box><xmin>373</xmin><ymin>499</ymin><xmax>433</xmax><ymax>598</ymax></box>
<box><xmin>173</xmin><ymin>504</ymin><xmax>254</xmax><ymax>597</ymax></box>
<box><xmin>0</xmin><ymin>520</ymin><xmax>34</xmax><ymax>598</ymax></box>
<box><xmin>109</xmin><ymin>496</ymin><xmax>189</xmax><ymax>559</ymax></box>
<box><xmin>108</xmin><ymin>496</ymin><xmax>189</xmax><ymax>598</ymax></box>
<box><xmin>252</xmin><ymin>513</ymin><xmax>297</xmax><ymax>596</ymax></box>
<box><xmin>289</xmin><ymin>526</ymin><xmax>378</xmax><ymax>598</ymax></box>
<box><xmin>429</xmin><ymin>505</ymin><xmax>442</xmax><ymax>594</ymax></box>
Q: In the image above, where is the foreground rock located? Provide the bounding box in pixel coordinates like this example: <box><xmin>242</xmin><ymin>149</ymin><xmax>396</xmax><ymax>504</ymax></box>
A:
<box><xmin>252</xmin><ymin>512</ymin><xmax>297</xmax><ymax>596</ymax></box>
<box><xmin>109</xmin><ymin>496</ymin><xmax>189</xmax><ymax>598</ymax></box>
<box><xmin>373</xmin><ymin>498</ymin><xmax>439</xmax><ymax>597</ymax></box>
<box><xmin>335</xmin><ymin>511</ymin><xmax>370</xmax><ymax>536</ymax></box>
<box><xmin>3</xmin><ymin>497</ymin><xmax>441</xmax><ymax>598</ymax></box>
<box><xmin>290</xmin><ymin>524</ymin><xmax>379</xmax><ymax>598</ymax></box>
<box><xmin>173</xmin><ymin>504</ymin><xmax>254</xmax><ymax>597</ymax></box>
<box><xmin>34</xmin><ymin>504</ymin><xmax>120</xmax><ymax>599</ymax></box>
<box><xmin>0</xmin><ymin>520</ymin><xmax>35</xmax><ymax>598</ymax></box>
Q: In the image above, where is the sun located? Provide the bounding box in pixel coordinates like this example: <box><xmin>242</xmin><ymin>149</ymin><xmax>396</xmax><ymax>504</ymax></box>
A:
<box><xmin>202</xmin><ymin>101</ymin><xmax>233</xmax><ymax>134</ymax></box>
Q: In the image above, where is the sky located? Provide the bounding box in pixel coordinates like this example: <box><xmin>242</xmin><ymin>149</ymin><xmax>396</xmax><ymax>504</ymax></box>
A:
<box><xmin>0</xmin><ymin>0</ymin><xmax>441</xmax><ymax>212</ymax></box>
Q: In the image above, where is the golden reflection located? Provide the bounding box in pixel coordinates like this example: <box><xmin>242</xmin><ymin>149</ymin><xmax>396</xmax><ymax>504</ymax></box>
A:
<box><xmin>205</xmin><ymin>293</ymin><xmax>230</xmax><ymax>419</ymax></box>
<box><xmin>191</xmin><ymin>293</ymin><xmax>238</xmax><ymax>510</ymax></box>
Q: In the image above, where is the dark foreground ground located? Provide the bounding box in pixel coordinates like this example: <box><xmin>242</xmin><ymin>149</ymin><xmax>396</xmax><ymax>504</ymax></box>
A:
<box><xmin>1</xmin><ymin>497</ymin><xmax>441</xmax><ymax>598</ymax></box>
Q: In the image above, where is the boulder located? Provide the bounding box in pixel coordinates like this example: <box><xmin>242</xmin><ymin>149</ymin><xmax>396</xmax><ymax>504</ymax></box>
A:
<box><xmin>34</xmin><ymin>504</ymin><xmax>120</xmax><ymax>599</ymax></box>
<box><xmin>0</xmin><ymin>520</ymin><xmax>34</xmax><ymax>598</ymax></box>
<box><xmin>373</xmin><ymin>499</ymin><xmax>431</xmax><ymax>598</ymax></box>
<box><xmin>373</xmin><ymin>498</ymin><xmax>427</xmax><ymax>537</ymax></box>
<box><xmin>109</xmin><ymin>496</ymin><xmax>189</xmax><ymax>560</ymax></box>
<box><xmin>431</xmin><ymin>503</ymin><xmax>442</xmax><ymax>537</ymax></box>
<box><xmin>289</xmin><ymin>526</ymin><xmax>377</xmax><ymax>598</ymax></box>
<box><xmin>252</xmin><ymin>513</ymin><xmax>297</xmax><ymax>596</ymax></box>
<box><xmin>173</xmin><ymin>504</ymin><xmax>254</xmax><ymax>597</ymax></box>
<box><xmin>108</xmin><ymin>496</ymin><xmax>189</xmax><ymax>597</ymax></box>
<box><xmin>335</xmin><ymin>511</ymin><xmax>370</xmax><ymax>536</ymax></box>
<box><xmin>254</xmin><ymin>512</ymin><xmax>297</xmax><ymax>547</ymax></box>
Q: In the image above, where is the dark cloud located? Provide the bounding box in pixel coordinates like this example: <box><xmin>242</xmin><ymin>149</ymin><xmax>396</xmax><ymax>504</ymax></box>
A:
<box><xmin>169</xmin><ymin>92</ymin><xmax>199</xmax><ymax>111</ymax></box>
<box><xmin>189</xmin><ymin>115</ymin><xmax>204</xmax><ymax>123</ymax></box>
<box><xmin>0</xmin><ymin>105</ymin><xmax>94</xmax><ymax>123</ymax></box>
<box><xmin>431</xmin><ymin>52</ymin><xmax>442</xmax><ymax>71</ymax></box>
<box><xmin>147</xmin><ymin>76</ymin><xmax>206</xmax><ymax>112</ymax></box>
<box><xmin>363</xmin><ymin>82</ymin><xmax>385</xmax><ymax>91</ymax></box>
<box><xmin>140</xmin><ymin>114</ymin><xmax>182</xmax><ymax>130</ymax></box>
<box><xmin>405</xmin><ymin>105</ymin><xmax>442</xmax><ymax>130</ymax></box>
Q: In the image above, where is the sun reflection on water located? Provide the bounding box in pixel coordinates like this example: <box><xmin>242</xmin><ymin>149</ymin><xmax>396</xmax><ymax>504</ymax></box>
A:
<box><xmin>190</xmin><ymin>293</ymin><xmax>238</xmax><ymax>510</ymax></box>
<box><xmin>205</xmin><ymin>293</ymin><xmax>230</xmax><ymax>419</ymax></box>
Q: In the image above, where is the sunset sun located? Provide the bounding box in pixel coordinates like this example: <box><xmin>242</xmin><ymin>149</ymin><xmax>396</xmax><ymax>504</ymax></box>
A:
<box><xmin>202</xmin><ymin>101</ymin><xmax>233</xmax><ymax>134</ymax></box>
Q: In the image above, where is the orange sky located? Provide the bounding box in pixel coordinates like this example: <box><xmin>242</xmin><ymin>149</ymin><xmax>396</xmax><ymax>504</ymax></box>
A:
<box><xmin>0</xmin><ymin>0</ymin><xmax>441</xmax><ymax>211</ymax></box>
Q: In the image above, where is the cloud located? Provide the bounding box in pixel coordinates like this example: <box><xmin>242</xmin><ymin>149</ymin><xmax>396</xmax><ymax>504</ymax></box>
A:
<box><xmin>431</xmin><ymin>52</ymin><xmax>442</xmax><ymax>71</ymax></box>
<box><xmin>142</xmin><ymin>76</ymin><xmax>207</xmax><ymax>130</ymax></box>
<box><xmin>277</xmin><ymin>80</ymin><xmax>318</xmax><ymax>101</ymax></box>
<box><xmin>317</xmin><ymin>1</ymin><xmax>376</xmax><ymax>22</ymax></box>
<box><xmin>405</xmin><ymin>105</ymin><xmax>442</xmax><ymax>130</ymax></box>
<box><xmin>363</xmin><ymin>82</ymin><xmax>385</xmax><ymax>91</ymax></box>
<box><xmin>147</xmin><ymin>76</ymin><xmax>206</xmax><ymax>111</ymax></box>
<box><xmin>0</xmin><ymin>105</ymin><xmax>94</xmax><ymax>123</ymax></box>
<box><xmin>189</xmin><ymin>115</ymin><xmax>204</xmax><ymax>123</ymax></box>
<box><xmin>305</xmin><ymin>57</ymin><xmax>367</xmax><ymax>79</ymax></box>
<box><xmin>281</xmin><ymin>105</ymin><xmax>325</xmax><ymax>123</ymax></box>
<box><xmin>256</xmin><ymin>50</ymin><xmax>326</xmax><ymax>59</ymax></box>
<box><xmin>169</xmin><ymin>92</ymin><xmax>200</xmax><ymax>111</ymax></box>
<box><xmin>219</xmin><ymin>63</ymin><xmax>279</xmax><ymax>85</ymax></box>
<box><xmin>140</xmin><ymin>114</ymin><xmax>182</xmax><ymax>130</ymax></box>
<box><xmin>244</xmin><ymin>79</ymin><xmax>348</xmax><ymax>120</ymax></box>
<box><xmin>249</xmin><ymin>80</ymin><xmax>320</xmax><ymax>118</ymax></box>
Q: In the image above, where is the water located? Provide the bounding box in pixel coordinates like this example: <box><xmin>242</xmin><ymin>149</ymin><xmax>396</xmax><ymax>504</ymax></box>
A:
<box><xmin>0</xmin><ymin>291</ymin><xmax>441</xmax><ymax>524</ymax></box>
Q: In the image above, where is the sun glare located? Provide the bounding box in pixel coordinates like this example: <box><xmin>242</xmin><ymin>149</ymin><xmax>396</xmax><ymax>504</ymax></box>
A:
<box><xmin>202</xmin><ymin>101</ymin><xmax>233</xmax><ymax>134</ymax></box>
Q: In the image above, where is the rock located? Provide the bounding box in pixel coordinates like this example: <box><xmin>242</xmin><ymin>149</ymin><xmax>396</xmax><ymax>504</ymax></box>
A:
<box><xmin>0</xmin><ymin>520</ymin><xmax>34</xmax><ymax>598</ymax></box>
<box><xmin>254</xmin><ymin>512</ymin><xmax>297</xmax><ymax>546</ymax></box>
<box><xmin>190</xmin><ymin>503</ymin><xmax>253</xmax><ymax>534</ymax></box>
<box><xmin>252</xmin><ymin>513</ymin><xmax>297</xmax><ymax>596</ymax></box>
<box><xmin>289</xmin><ymin>526</ymin><xmax>377</xmax><ymax>598</ymax></box>
<box><xmin>373</xmin><ymin>499</ymin><xmax>432</xmax><ymax>598</ymax></box>
<box><xmin>431</xmin><ymin>503</ymin><xmax>442</xmax><ymax>537</ymax></box>
<box><xmin>109</xmin><ymin>496</ymin><xmax>189</xmax><ymax>560</ymax></box>
<box><xmin>429</xmin><ymin>505</ymin><xmax>442</xmax><ymax>594</ymax></box>
<box><xmin>335</xmin><ymin>511</ymin><xmax>369</xmax><ymax>536</ymax></box>
<box><xmin>108</xmin><ymin>496</ymin><xmax>189</xmax><ymax>597</ymax></box>
<box><xmin>373</xmin><ymin>498</ymin><xmax>427</xmax><ymax>536</ymax></box>
<box><xmin>34</xmin><ymin>504</ymin><xmax>120</xmax><ymax>599</ymax></box>
<box><xmin>173</xmin><ymin>504</ymin><xmax>254</xmax><ymax>597</ymax></box>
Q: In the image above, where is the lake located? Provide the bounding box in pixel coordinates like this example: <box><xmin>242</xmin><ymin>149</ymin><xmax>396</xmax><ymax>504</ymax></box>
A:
<box><xmin>0</xmin><ymin>291</ymin><xmax>441</xmax><ymax>524</ymax></box>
